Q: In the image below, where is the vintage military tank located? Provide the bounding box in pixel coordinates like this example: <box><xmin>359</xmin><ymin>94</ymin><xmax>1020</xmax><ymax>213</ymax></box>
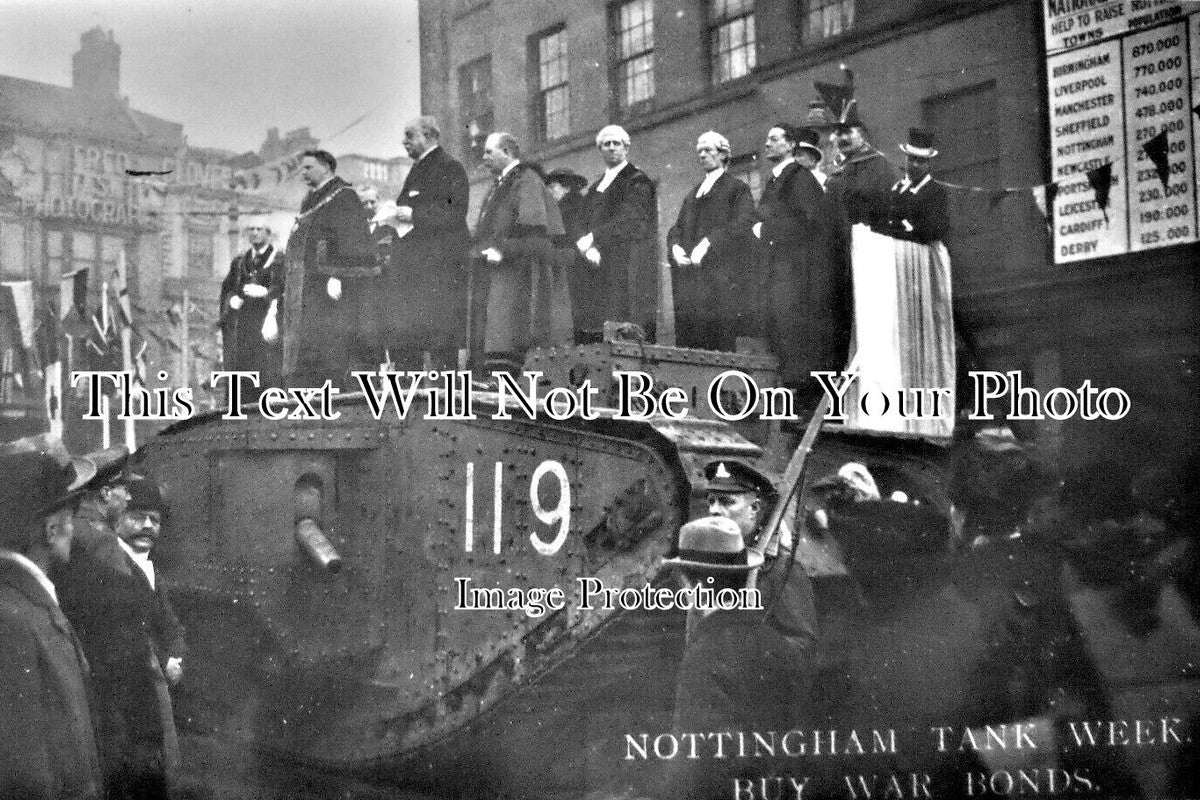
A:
<box><xmin>134</xmin><ymin>337</ymin><xmax>1191</xmax><ymax>800</ymax></box>
<box><xmin>131</xmin><ymin>340</ymin><xmax>849</xmax><ymax>798</ymax></box>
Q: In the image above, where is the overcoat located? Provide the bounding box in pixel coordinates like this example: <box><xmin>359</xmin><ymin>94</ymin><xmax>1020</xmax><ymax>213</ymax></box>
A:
<box><xmin>387</xmin><ymin>146</ymin><xmax>471</xmax><ymax>367</ymax></box>
<box><xmin>0</xmin><ymin>556</ymin><xmax>103</xmax><ymax>800</ymax></box>
<box><xmin>756</xmin><ymin>161</ymin><xmax>850</xmax><ymax>387</ymax></box>
<box><xmin>282</xmin><ymin>176</ymin><xmax>378</xmax><ymax>385</ymax></box>
<box><xmin>219</xmin><ymin>243</ymin><xmax>284</xmax><ymax>381</ymax></box>
<box><xmin>472</xmin><ymin>163</ymin><xmax>567</xmax><ymax>362</ymax></box>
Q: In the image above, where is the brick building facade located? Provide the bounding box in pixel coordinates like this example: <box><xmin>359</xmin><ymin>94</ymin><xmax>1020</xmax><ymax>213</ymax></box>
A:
<box><xmin>418</xmin><ymin>0</ymin><xmax>1198</xmax><ymax>483</ymax></box>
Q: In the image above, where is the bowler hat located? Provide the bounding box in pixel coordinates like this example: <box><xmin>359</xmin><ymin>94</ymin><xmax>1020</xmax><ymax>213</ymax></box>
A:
<box><xmin>795</xmin><ymin>127</ymin><xmax>824</xmax><ymax>160</ymax></box>
<box><xmin>662</xmin><ymin>516</ymin><xmax>765</xmax><ymax>573</ymax></box>
<box><xmin>121</xmin><ymin>474</ymin><xmax>167</xmax><ymax>513</ymax></box>
<box><xmin>704</xmin><ymin>460</ymin><xmax>774</xmax><ymax>496</ymax></box>
<box><xmin>899</xmin><ymin>127</ymin><xmax>938</xmax><ymax>159</ymax></box>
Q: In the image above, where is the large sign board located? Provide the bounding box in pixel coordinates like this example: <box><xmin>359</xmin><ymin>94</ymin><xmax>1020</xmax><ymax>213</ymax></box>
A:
<box><xmin>1044</xmin><ymin>2</ymin><xmax>1200</xmax><ymax>262</ymax></box>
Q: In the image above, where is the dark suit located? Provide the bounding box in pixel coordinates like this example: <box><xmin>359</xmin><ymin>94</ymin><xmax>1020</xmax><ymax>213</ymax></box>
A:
<box><xmin>56</xmin><ymin>541</ymin><xmax>185</xmax><ymax>800</ymax></box>
<box><xmin>388</xmin><ymin>146</ymin><xmax>470</xmax><ymax>368</ymax></box>
<box><xmin>667</xmin><ymin>608</ymin><xmax>812</xmax><ymax>799</ymax></box>
<box><xmin>576</xmin><ymin>163</ymin><xmax>658</xmax><ymax>339</ymax></box>
<box><xmin>472</xmin><ymin>163</ymin><xmax>567</xmax><ymax>371</ymax></box>
<box><xmin>282</xmin><ymin>176</ymin><xmax>378</xmax><ymax>386</ymax></box>
<box><xmin>219</xmin><ymin>243</ymin><xmax>284</xmax><ymax>383</ymax></box>
<box><xmin>757</xmin><ymin>161</ymin><xmax>849</xmax><ymax>390</ymax></box>
<box><xmin>882</xmin><ymin>173</ymin><xmax>950</xmax><ymax>244</ymax></box>
<box><xmin>666</xmin><ymin>171</ymin><xmax>756</xmax><ymax>350</ymax></box>
<box><xmin>0</xmin><ymin>556</ymin><xmax>103</xmax><ymax>800</ymax></box>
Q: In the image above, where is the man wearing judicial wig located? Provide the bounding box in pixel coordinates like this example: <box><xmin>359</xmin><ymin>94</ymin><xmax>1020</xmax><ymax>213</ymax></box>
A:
<box><xmin>0</xmin><ymin>436</ymin><xmax>104</xmax><ymax>800</ymax></box>
<box><xmin>661</xmin><ymin>512</ymin><xmax>809</xmax><ymax>799</ymax></box>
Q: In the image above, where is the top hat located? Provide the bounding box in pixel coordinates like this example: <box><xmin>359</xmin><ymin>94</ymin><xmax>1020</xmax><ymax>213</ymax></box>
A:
<box><xmin>662</xmin><ymin>515</ymin><xmax>765</xmax><ymax>573</ymax></box>
<box><xmin>703</xmin><ymin>460</ymin><xmax>774</xmax><ymax>496</ymax></box>
<box><xmin>795</xmin><ymin>127</ymin><xmax>824</xmax><ymax>160</ymax></box>
<box><xmin>545</xmin><ymin>168</ymin><xmax>588</xmax><ymax>191</ymax></box>
<box><xmin>899</xmin><ymin>127</ymin><xmax>938</xmax><ymax>159</ymax></box>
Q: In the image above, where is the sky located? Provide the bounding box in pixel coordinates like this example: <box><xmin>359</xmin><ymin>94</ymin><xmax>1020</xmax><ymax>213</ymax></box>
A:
<box><xmin>0</xmin><ymin>0</ymin><xmax>421</xmax><ymax>159</ymax></box>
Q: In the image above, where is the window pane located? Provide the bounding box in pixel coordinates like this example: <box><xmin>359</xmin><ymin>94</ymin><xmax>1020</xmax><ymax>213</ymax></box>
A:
<box><xmin>806</xmin><ymin>0</ymin><xmax>853</xmax><ymax>42</ymax></box>
<box><xmin>1</xmin><ymin>223</ymin><xmax>26</xmax><ymax>279</ymax></box>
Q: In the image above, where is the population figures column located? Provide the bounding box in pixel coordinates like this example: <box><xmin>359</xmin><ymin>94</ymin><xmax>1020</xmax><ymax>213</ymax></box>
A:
<box><xmin>1123</xmin><ymin>20</ymin><xmax>1197</xmax><ymax>251</ymax></box>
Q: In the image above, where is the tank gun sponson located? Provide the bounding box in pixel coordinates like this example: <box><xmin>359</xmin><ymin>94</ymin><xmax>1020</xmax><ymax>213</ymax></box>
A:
<box><xmin>133</xmin><ymin>390</ymin><xmax>777</xmax><ymax>778</ymax></box>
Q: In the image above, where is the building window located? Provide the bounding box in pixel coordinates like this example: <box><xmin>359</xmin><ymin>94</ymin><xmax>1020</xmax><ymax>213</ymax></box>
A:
<box><xmin>46</xmin><ymin>231</ymin><xmax>64</xmax><ymax>280</ymax></box>
<box><xmin>458</xmin><ymin>56</ymin><xmax>494</xmax><ymax>166</ymax></box>
<box><xmin>710</xmin><ymin>0</ymin><xmax>755</xmax><ymax>84</ymax></box>
<box><xmin>612</xmin><ymin>0</ymin><xmax>655</xmax><ymax>111</ymax></box>
<box><xmin>535</xmin><ymin>27</ymin><xmax>571</xmax><ymax>141</ymax></box>
<box><xmin>71</xmin><ymin>232</ymin><xmax>97</xmax><ymax>278</ymax></box>
<box><xmin>186</xmin><ymin>227</ymin><xmax>214</xmax><ymax>279</ymax></box>
<box><xmin>1</xmin><ymin>223</ymin><xmax>26</xmax><ymax>279</ymax></box>
<box><xmin>805</xmin><ymin>0</ymin><xmax>854</xmax><ymax>42</ymax></box>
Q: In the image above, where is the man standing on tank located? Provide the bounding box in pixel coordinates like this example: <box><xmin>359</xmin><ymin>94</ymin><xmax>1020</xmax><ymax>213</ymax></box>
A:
<box><xmin>386</xmin><ymin>116</ymin><xmax>471</xmax><ymax>369</ymax></box>
<box><xmin>574</xmin><ymin>125</ymin><xmax>658</xmax><ymax>340</ymax></box>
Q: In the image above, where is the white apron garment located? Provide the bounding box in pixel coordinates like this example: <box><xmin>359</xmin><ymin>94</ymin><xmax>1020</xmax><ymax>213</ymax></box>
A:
<box><xmin>839</xmin><ymin>224</ymin><xmax>955</xmax><ymax>441</ymax></box>
<box><xmin>843</xmin><ymin>224</ymin><xmax>905</xmax><ymax>433</ymax></box>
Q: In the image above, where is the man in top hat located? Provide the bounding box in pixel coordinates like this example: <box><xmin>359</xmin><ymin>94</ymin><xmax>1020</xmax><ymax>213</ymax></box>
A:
<box><xmin>794</xmin><ymin>125</ymin><xmax>830</xmax><ymax>188</ymax></box>
<box><xmin>755</xmin><ymin>123</ymin><xmax>846</xmax><ymax>396</ymax></box>
<box><xmin>0</xmin><ymin>436</ymin><xmax>104</xmax><ymax>799</ymax></box>
<box><xmin>660</xmin><ymin>511</ymin><xmax>811</xmax><ymax>798</ymax></box>
<box><xmin>574</xmin><ymin>124</ymin><xmax>659</xmax><ymax>340</ymax></box>
<box><xmin>665</xmin><ymin>130</ymin><xmax>756</xmax><ymax>351</ymax></box>
<box><xmin>845</xmin><ymin>127</ymin><xmax>956</xmax><ymax>439</ymax></box>
<box><xmin>57</xmin><ymin>473</ymin><xmax>185</xmax><ymax>800</ymax></box>
<box><xmin>220</xmin><ymin>214</ymin><xmax>285</xmax><ymax>386</ymax></box>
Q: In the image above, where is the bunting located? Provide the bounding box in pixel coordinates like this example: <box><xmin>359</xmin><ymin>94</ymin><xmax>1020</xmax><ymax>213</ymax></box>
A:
<box><xmin>1141</xmin><ymin>131</ymin><xmax>1171</xmax><ymax>192</ymax></box>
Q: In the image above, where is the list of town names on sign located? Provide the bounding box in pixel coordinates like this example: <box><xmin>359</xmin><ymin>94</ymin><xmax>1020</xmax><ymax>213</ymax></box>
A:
<box><xmin>1044</xmin><ymin>3</ymin><xmax>1200</xmax><ymax>263</ymax></box>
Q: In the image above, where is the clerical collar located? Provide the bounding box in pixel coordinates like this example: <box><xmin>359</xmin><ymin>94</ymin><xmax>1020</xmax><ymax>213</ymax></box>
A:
<box><xmin>596</xmin><ymin>162</ymin><xmax>627</xmax><ymax>192</ymax></box>
<box><xmin>696</xmin><ymin>168</ymin><xmax>725</xmax><ymax>198</ymax></box>
<box><xmin>771</xmin><ymin>157</ymin><xmax>795</xmax><ymax>178</ymax></box>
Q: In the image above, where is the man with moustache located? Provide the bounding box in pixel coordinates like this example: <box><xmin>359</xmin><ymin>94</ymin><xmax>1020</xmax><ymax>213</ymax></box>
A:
<box><xmin>574</xmin><ymin>125</ymin><xmax>658</xmax><ymax>340</ymax></box>
<box><xmin>666</xmin><ymin>130</ymin><xmax>755</xmax><ymax>350</ymax></box>
<box><xmin>754</xmin><ymin>123</ymin><xmax>844</xmax><ymax>399</ymax></box>
<box><xmin>472</xmin><ymin>132</ymin><xmax>566</xmax><ymax>375</ymax></box>
<box><xmin>273</xmin><ymin>149</ymin><xmax>378</xmax><ymax>387</ymax></box>
<box><xmin>220</xmin><ymin>214</ymin><xmax>284</xmax><ymax>385</ymax></box>
<box><xmin>0</xmin><ymin>436</ymin><xmax>104</xmax><ymax>800</ymax></box>
<box><xmin>387</xmin><ymin>116</ymin><xmax>470</xmax><ymax>369</ymax></box>
<box><xmin>57</xmin><ymin>474</ymin><xmax>186</xmax><ymax>800</ymax></box>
